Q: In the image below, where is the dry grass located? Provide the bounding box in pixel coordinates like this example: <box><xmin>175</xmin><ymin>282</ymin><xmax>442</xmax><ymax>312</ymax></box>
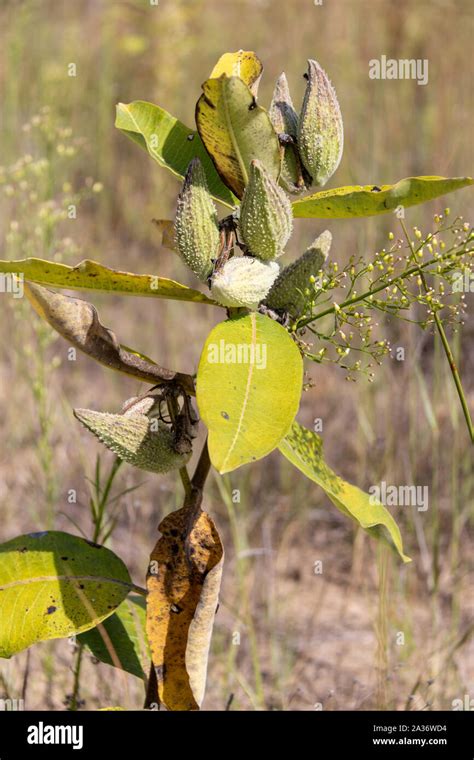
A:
<box><xmin>0</xmin><ymin>0</ymin><xmax>472</xmax><ymax>711</ymax></box>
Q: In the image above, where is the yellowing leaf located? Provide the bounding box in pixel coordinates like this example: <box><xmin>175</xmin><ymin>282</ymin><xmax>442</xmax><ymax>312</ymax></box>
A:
<box><xmin>24</xmin><ymin>282</ymin><xmax>195</xmax><ymax>393</ymax></box>
<box><xmin>292</xmin><ymin>176</ymin><xmax>473</xmax><ymax>218</ymax></box>
<box><xmin>196</xmin><ymin>313</ymin><xmax>303</xmax><ymax>473</ymax></box>
<box><xmin>0</xmin><ymin>531</ymin><xmax>132</xmax><ymax>657</ymax></box>
<box><xmin>0</xmin><ymin>257</ymin><xmax>217</xmax><ymax>305</ymax></box>
<box><xmin>146</xmin><ymin>507</ymin><xmax>224</xmax><ymax>711</ymax></box>
<box><xmin>279</xmin><ymin>422</ymin><xmax>411</xmax><ymax>562</ymax></box>
<box><xmin>115</xmin><ymin>101</ymin><xmax>236</xmax><ymax>207</ymax></box>
<box><xmin>209</xmin><ymin>50</ymin><xmax>263</xmax><ymax>95</ymax></box>
<box><xmin>195</xmin><ymin>75</ymin><xmax>281</xmax><ymax>199</ymax></box>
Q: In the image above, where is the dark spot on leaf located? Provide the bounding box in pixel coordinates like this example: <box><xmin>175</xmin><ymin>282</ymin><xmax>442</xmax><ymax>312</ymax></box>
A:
<box><xmin>170</xmin><ymin>543</ymin><xmax>179</xmax><ymax>556</ymax></box>
<box><xmin>19</xmin><ymin>547</ymin><xmax>28</xmax><ymax>553</ymax></box>
<box><xmin>248</xmin><ymin>97</ymin><xmax>257</xmax><ymax>111</ymax></box>
<box><xmin>221</xmin><ymin>411</ymin><xmax>229</xmax><ymax>420</ymax></box>
<box><xmin>371</xmin><ymin>186</ymin><xmax>382</xmax><ymax>192</ymax></box>
<box><xmin>61</xmin><ymin>556</ymin><xmax>68</xmax><ymax>561</ymax></box>
<box><xmin>203</xmin><ymin>95</ymin><xmax>215</xmax><ymax>109</ymax></box>
<box><xmin>303</xmin><ymin>72</ymin><xmax>309</xmax><ymax>80</ymax></box>
<box><xmin>84</xmin><ymin>539</ymin><xmax>102</xmax><ymax>549</ymax></box>
<box><xmin>170</xmin><ymin>529</ymin><xmax>179</xmax><ymax>537</ymax></box>
<box><xmin>78</xmin><ymin>584</ymin><xmax>85</xmax><ymax>590</ymax></box>
<box><xmin>46</xmin><ymin>606</ymin><xmax>57</xmax><ymax>615</ymax></box>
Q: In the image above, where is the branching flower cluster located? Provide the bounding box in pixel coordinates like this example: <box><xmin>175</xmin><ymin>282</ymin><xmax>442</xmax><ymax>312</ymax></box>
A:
<box><xmin>295</xmin><ymin>214</ymin><xmax>473</xmax><ymax>381</ymax></box>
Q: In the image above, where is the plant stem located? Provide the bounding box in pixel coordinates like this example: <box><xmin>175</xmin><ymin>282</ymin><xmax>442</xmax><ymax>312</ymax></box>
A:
<box><xmin>179</xmin><ymin>467</ymin><xmax>193</xmax><ymax>499</ymax></box>
<box><xmin>191</xmin><ymin>436</ymin><xmax>211</xmax><ymax>490</ymax></box>
<box><xmin>144</xmin><ymin>662</ymin><xmax>159</xmax><ymax>710</ymax></box>
<box><xmin>69</xmin><ymin>643</ymin><xmax>85</xmax><ymax>711</ymax></box>
<box><xmin>399</xmin><ymin>219</ymin><xmax>474</xmax><ymax>443</ymax></box>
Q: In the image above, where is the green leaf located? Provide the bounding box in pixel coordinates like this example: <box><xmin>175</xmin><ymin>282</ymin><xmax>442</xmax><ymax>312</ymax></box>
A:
<box><xmin>195</xmin><ymin>75</ymin><xmax>281</xmax><ymax>199</ymax></box>
<box><xmin>279</xmin><ymin>422</ymin><xmax>411</xmax><ymax>562</ymax></box>
<box><xmin>0</xmin><ymin>258</ymin><xmax>217</xmax><ymax>306</ymax></box>
<box><xmin>209</xmin><ymin>50</ymin><xmax>263</xmax><ymax>94</ymax></box>
<box><xmin>292</xmin><ymin>176</ymin><xmax>473</xmax><ymax>219</ymax></box>
<box><xmin>115</xmin><ymin>101</ymin><xmax>236</xmax><ymax>207</ymax></box>
<box><xmin>0</xmin><ymin>531</ymin><xmax>132</xmax><ymax>658</ymax></box>
<box><xmin>78</xmin><ymin>595</ymin><xmax>149</xmax><ymax>680</ymax></box>
<box><xmin>24</xmin><ymin>282</ymin><xmax>195</xmax><ymax>393</ymax></box>
<box><xmin>196</xmin><ymin>313</ymin><xmax>303</xmax><ymax>473</ymax></box>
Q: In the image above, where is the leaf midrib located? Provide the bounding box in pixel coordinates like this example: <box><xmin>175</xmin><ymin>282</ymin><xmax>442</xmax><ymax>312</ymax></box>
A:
<box><xmin>221</xmin><ymin>78</ymin><xmax>249</xmax><ymax>189</ymax></box>
<box><xmin>220</xmin><ymin>313</ymin><xmax>257</xmax><ymax>472</ymax></box>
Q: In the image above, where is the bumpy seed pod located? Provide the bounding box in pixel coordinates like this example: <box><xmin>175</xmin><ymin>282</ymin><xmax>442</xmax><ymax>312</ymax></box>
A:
<box><xmin>211</xmin><ymin>256</ymin><xmax>279</xmax><ymax>310</ymax></box>
<box><xmin>297</xmin><ymin>60</ymin><xmax>343</xmax><ymax>187</ymax></box>
<box><xmin>74</xmin><ymin>407</ymin><xmax>192</xmax><ymax>474</ymax></box>
<box><xmin>239</xmin><ymin>159</ymin><xmax>293</xmax><ymax>261</ymax></box>
<box><xmin>269</xmin><ymin>73</ymin><xmax>305</xmax><ymax>194</ymax></box>
<box><xmin>265</xmin><ymin>230</ymin><xmax>332</xmax><ymax>317</ymax></box>
<box><xmin>174</xmin><ymin>157</ymin><xmax>220</xmax><ymax>282</ymax></box>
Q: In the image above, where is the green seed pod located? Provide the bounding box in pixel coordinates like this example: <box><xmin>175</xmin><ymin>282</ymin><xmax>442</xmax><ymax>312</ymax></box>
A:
<box><xmin>211</xmin><ymin>256</ymin><xmax>279</xmax><ymax>310</ymax></box>
<box><xmin>298</xmin><ymin>60</ymin><xmax>343</xmax><ymax>187</ymax></box>
<box><xmin>269</xmin><ymin>73</ymin><xmax>305</xmax><ymax>195</ymax></box>
<box><xmin>74</xmin><ymin>408</ymin><xmax>192</xmax><ymax>473</ymax></box>
<box><xmin>265</xmin><ymin>230</ymin><xmax>332</xmax><ymax>317</ymax></box>
<box><xmin>239</xmin><ymin>159</ymin><xmax>293</xmax><ymax>261</ymax></box>
<box><xmin>174</xmin><ymin>157</ymin><xmax>220</xmax><ymax>282</ymax></box>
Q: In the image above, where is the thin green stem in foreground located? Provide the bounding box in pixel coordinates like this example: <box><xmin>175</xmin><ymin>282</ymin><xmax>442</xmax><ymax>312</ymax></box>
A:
<box><xmin>399</xmin><ymin>219</ymin><xmax>474</xmax><ymax>443</ymax></box>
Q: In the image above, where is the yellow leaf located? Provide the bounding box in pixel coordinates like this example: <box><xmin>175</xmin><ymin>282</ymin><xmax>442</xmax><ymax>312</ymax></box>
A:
<box><xmin>0</xmin><ymin>257</ymin><xmax>217</xmax><ymax>305</ymax></box>
<box><xmin>195</xmin><ymin>75</ymin><xmax>281</xmax><ymax>199</ymax></box>
<box><xmin>209</xmin><ymin>50</ymin><xmax>263</xmax><ymax>95</ymax></box>
<box><xmin>197</xmin><ymin>314</ymin><xmax>303</xmax><ymax>473</ymax></box>
<box><xmin>292</xmin><ymin>176</ymin><xmax>474</xmax><ymax>218</ymax></box>
<box><xmin>146</xmin><ymin>507</ymin><xmax>223</xmax><ymax>711</ymax></box>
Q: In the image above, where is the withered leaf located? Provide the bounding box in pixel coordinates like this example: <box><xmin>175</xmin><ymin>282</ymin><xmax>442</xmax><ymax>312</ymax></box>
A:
<box><xmin>146</xmin><ymin>506</ymin><xmax>223</xmax><ymax>710</ymax></box>
<box><xmin>152</xmin><ymin>219</ymin><xmax>176</xmax><ymax>252</ymax></box>
<box><xmin>24</xmin><ymin>282</ymin><xmax>194</xmax><ymax>394</ymax></box>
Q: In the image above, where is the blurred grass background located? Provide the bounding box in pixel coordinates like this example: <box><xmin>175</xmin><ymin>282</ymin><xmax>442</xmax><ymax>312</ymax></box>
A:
<box><xmin>0</xmin><ymin>0</ymin><xmax>472</xmax><ymax>711</ymax></box>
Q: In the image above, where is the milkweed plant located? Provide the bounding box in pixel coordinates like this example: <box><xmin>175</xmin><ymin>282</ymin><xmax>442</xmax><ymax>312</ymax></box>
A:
<box><xmin>0</xmin><ymin>50</ymin><xmax>472</xmax><ymax>711</ymax></box>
